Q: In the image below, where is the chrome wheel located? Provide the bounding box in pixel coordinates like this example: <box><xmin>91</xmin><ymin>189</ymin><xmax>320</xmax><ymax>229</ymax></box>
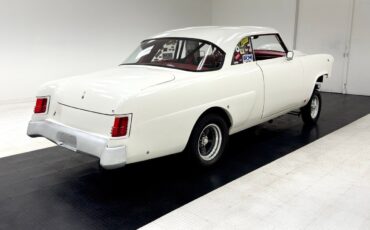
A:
<box><xmin>301</xmin><ymin>90</ymin><xmax>321</xmax><ymax>125</ymax></box>
<box><xmin>197</xmin><ymin>124</ymin><xmax>222</xmax><ymax>161</ymax></box>
<box><xmin>310</xmin><ymin>95</ymin><xmax>320</xmax><ymax>119</ymax></box>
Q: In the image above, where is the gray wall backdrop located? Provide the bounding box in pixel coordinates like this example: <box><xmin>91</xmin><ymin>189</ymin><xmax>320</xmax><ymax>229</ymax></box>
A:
<box><xmin>1</xmin><ymin>0</ymin><xmax>369</xmax><ymax>103</ymax></box>
<box><xmin>0</xmin><ymin>0</ymin><xmax>212</xmax><ymax>103</ymax></box>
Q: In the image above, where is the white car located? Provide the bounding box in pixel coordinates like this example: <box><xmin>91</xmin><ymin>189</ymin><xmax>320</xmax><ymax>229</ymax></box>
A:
<box><xmin>27</xmin><ymin>26</ymin><xmax>334</xmax><ymax>169</ymax></box>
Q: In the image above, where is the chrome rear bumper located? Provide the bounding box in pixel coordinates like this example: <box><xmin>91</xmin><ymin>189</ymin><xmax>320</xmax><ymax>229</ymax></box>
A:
<box><xmin>27</xmin><ymin>120</ymin><xmax>126</xmax><ymax>169</ymax></box>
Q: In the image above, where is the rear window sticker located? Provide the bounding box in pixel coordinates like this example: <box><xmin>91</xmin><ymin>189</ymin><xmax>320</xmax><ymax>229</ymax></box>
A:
<box><xmin>232</xmin><ymin>37</ymin><xmax>253</xmax><ymax>65</ymax></box>
<box><xmin>243</xmin><ymin>54</ymin><xmax>253</xmax><ymax>63</ymax></box>
<box><xmin>240</xmin><ymin>37</ymin><xmax>249</xmax><ymax>47</ymax></box>
<box><xmin>162</xmin><ymin>52</ymin><xmax>173</xmax><ymax>60</ymax></box>
<box><xmin>244</xmin><ymin>44</ymin><xmax>252</xmax><ymax>54</ymax></box>
<box><xmin>234</xmin><ymin>52</ymin><xmax>241</xmax><ymax>61</ymax></box>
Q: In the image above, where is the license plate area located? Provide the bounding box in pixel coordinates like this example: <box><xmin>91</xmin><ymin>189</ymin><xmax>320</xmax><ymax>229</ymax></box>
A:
<box><xmin>56</xmin><ymin>132</ymin><xmax>77</xmax><ymax>151</ymax></box>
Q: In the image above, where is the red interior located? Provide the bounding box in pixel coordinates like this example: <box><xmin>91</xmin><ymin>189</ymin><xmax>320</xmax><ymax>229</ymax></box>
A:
<box><xmin>164</xmin><ymin>62</ymin><xmax>208</xmax><ymax>71</ymax></box>
<box><xmin>147</xmin><ymin>53</ymin><xmax>224</xmax><ymax>71</ymax></box>
<box><xmin>254</xmin><ymin>50</ymin><xmax>286</xmax><ymax>61</ymax></box>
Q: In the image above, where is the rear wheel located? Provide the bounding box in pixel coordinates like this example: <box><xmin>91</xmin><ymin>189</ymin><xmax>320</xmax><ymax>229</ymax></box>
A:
<box><xmin>301</xmin><ymin>90</ymin><xmax>322</xmax><ymax>125</ymax></box>
<box><xmin>186</xmin><ymin>114</ymin><xmax>229</xmax><ymax>166</ymax></box>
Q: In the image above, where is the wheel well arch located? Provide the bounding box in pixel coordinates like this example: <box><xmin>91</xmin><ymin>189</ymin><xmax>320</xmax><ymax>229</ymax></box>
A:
<box><xmin>198</xmin><ymin>107</ymin><xmax>233</xmax><ymax>128</ymax></box>
<box><xmin>316</xmin><ymin>75</ymin><xmax>324</xmax><ymax>83</ymax></box>
<box><xmin>183</xmin><ymin>107</ymin><xmax>233</xmax><ymax>151</ymax></box>
<box><xmin>315</xmin><ymin>74</ymin><xmax>328</xmax><ymax>90</ymax></box>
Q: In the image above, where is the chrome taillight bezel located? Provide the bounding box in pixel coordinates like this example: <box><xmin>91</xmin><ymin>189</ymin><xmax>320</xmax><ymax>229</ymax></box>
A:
<box><xmin>111</xmin><ymin>114</ymin><xmax>132</xmax><ymax>138</ymax></box>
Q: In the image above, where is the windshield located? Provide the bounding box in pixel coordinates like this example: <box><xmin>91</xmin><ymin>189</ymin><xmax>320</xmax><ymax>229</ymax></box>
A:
<box><xmin>122</xmin><ymin>38</ymin><xmax>225</xmax><ymax>72</ymax></box>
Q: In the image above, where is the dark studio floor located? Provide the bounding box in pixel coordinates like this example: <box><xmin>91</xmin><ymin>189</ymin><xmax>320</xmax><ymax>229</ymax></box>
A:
<box><xmin>1</xmin><ymin>92</ymin><xmax>370</xmax><ymax>230</ymax></box>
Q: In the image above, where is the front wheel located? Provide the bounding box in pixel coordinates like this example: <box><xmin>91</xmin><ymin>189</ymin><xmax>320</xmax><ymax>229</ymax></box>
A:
<box><xmin>186</xmin><ymin>114</ymin><xmax>229</xmax><ymax>166</ymax></box>
<box><xmin>301</xmin><ymin>90</ymin><xmax>322</xmax><ymax>125</ymax></box>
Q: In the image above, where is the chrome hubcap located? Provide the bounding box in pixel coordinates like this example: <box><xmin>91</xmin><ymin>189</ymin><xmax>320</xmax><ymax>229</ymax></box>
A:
<box><xmin>198</xmin><ymin>124</ymin><xmax>222</xmax><ymax>161</ymax></box>
<box><xmin>310</xmin><ymin>95</ymin><xmax>319</xmax><ymax>119</ymax></box>
<box><xmin>201</xmin><ymin>136</ymin><xmax>209</xmax><ymax>146</ymax></box>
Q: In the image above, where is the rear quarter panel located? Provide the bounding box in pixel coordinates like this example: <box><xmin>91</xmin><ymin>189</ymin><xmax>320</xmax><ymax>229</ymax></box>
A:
<box><xmin>119</xmin><ymin>63</ymin><xmax>264</xmax><ymax>163</ymax></box>
<box><xmin>298</xmin><ymin>54</ymin><xmax>334</xmax><ymax>101</ymax></box>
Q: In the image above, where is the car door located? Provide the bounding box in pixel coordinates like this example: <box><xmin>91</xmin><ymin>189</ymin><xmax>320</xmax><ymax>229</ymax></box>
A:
<box><xmin>229</xmin><ymin>36</ymin><xmax>265</xmax><ymax>128</ymax></box>
<box><xmin>251</xmin><ymin>34</ymin><xmax>304</xmax><ymax>118</ymax></box>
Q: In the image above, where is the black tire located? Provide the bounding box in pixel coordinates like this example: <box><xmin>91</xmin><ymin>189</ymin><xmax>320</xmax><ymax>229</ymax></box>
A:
<box><xmin>185</xmin><ymin>114</ymin><xmax>229</xmax><ymax>166</ymax></box>
<box><xmin>301</xmin><ymin>90</ymin><xmax>322</xmax><ymax>125</ymax></box>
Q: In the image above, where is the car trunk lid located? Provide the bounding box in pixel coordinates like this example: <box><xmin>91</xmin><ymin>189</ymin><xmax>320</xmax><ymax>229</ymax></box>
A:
<box><xmin>56</xmin><ymin>66</ymin><xmax>175</xmax><ymax>114</ymax></box>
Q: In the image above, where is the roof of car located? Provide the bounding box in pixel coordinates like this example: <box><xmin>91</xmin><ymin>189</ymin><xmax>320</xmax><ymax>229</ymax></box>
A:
<box><xmin>149</xmin><ymin>26</ymin><xmax>279</xmax><ymax>52</ymax></box>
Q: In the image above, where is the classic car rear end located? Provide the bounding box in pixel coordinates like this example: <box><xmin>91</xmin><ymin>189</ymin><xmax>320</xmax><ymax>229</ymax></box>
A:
<box><xmin>27</xmin><ymin>67</ymin><xmax>176</xmax><ymax>169</ymax></box>
<box><xmin>28</xmin><ymin>97</ymin><xmax>130</xmax><ymax>169</ymax></box>
<box><xmin>27</xmin><ymin>26</ymin><xmax>334</xmax><ymax>170</ymax></box>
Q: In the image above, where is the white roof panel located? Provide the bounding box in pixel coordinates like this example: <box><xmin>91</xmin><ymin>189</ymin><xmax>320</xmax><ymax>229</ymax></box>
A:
<box><xmin>148</xmin><ymin>26</ymin><xmax>279</xmax><ymax>53</ymax></box>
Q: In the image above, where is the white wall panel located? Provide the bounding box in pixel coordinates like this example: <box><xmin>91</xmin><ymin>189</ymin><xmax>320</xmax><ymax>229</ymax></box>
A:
<box><xmin>211</xmin><ymin>0</ymin><xmax>297</xmax><ymax>50</ymax></box>
<box><xmin>2</xmin><ymin>0</ymin><xmax>369</xmax><ymax>102</ymax></box>
<box><xmin>0</xmin><ymin>0</ymin><xmax>212</xmax><ymax>103</ymax></box>
<box><xmin>295</xmin><ymin>0</ymin><xmax>354</xmax><ymax>93</ymax></box>
<box><xmin>346</xmin><ymin>0</ymin><xmax>370</xmax><ymax>96</ymax></box>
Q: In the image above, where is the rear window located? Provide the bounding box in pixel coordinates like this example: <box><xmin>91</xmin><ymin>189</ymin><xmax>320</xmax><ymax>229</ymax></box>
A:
<box><xmin>122</xmin><ymin>38</ymin><xmax>225</xmax><ymax>72</ymax></box>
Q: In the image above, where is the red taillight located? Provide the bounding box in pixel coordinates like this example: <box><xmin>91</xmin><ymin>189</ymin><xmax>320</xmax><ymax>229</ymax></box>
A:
<box><xmin>111</xmin><ymin>116</ymin><xmax>129</xmax><ymax>137</ymax></box>
<box><xmin>34</xmin><ymin>97</ymin><xmax>48</xmax><ymax>114</ymax></box>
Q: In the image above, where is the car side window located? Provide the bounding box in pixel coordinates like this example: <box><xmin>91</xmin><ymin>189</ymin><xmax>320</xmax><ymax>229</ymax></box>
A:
<box><xmin>231</xmin><ymin>37</ymin><xmax>254</xmax><ymax>65</ymax></box>
<box><xmin>251</xmin><ymin>34</ymin><xmax>287</xmax><ymax>61</ymax></box>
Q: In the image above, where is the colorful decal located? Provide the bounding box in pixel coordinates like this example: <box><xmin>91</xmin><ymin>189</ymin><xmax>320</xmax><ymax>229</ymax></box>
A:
<box><xmin>240</xmin><ymin>37</ymin><xmax>249</xmax><ymax>47</ymax></box>
<box><xmin>244</xmin><ymin>45</ymin><xmax>252</xmax><ymax>54</ymax></box>
<box><xmin>243</xmin><ymin>54</ymin><xmax>253</xmax><ymax>63</ymax></box>
<box><xmin>162</xmin><ymin>52</ymin><xmax>173</xmax><ymax>60</ymax></box>
<box><xmin>232</xmin><ymin>36</ymin><xmax>253</xmax><ymax>65</ymax></box>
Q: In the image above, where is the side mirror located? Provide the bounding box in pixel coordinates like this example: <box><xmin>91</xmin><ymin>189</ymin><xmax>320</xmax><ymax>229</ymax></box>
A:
<box><xmin>286</xmin><ymin>51</ymin><xmax>294</xmax><ymax>61</ymax></box>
